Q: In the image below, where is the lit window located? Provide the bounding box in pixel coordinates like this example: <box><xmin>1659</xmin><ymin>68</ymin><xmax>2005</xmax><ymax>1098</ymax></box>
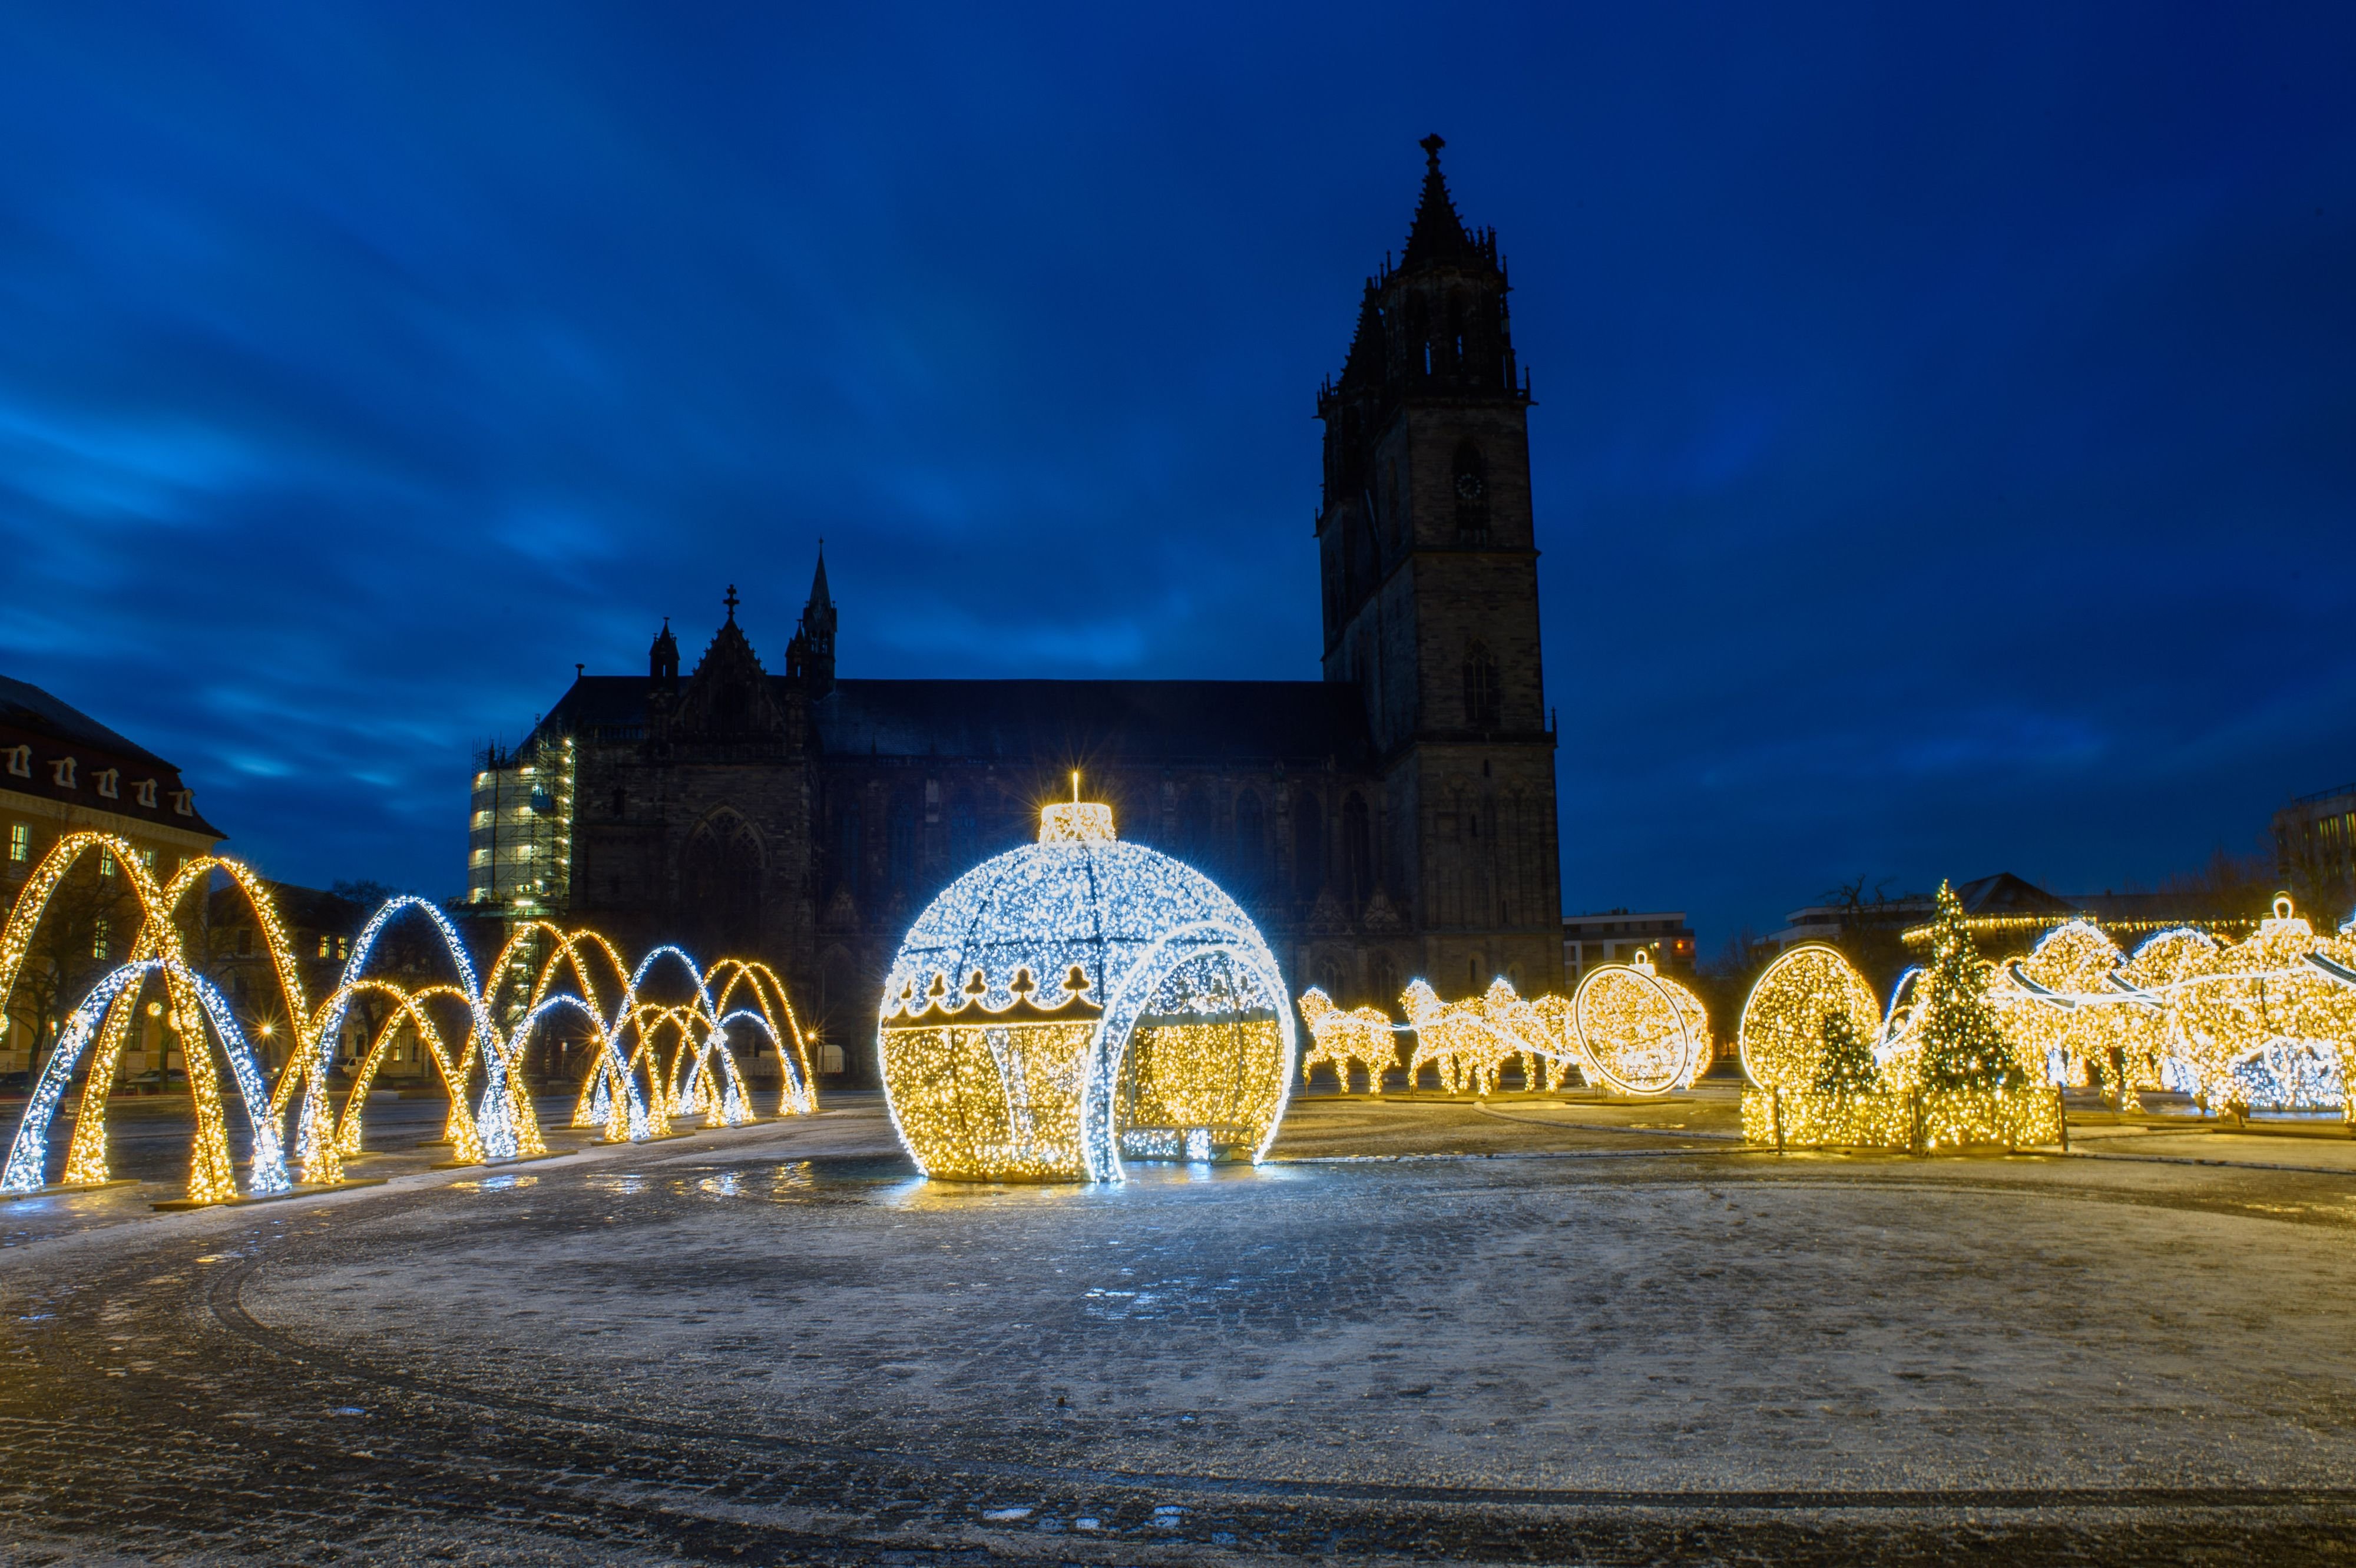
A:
<box><xmin>139</xmin><ymin>847</ymin><xmax>156</xmax><ymax>871</ymax></box>
<box><xmin>92</xmin><ymin>918</ymin><xmax>110</xmax><ymax>960</ymax></box>
<box><xmin>100</xmin><ymin>851</ymin><xmax>117</xmax><ymax>878</ymax></box>
<box><xmin>317</xmin><ymin>934</ymin><xmax>333</xmax><ymax>959</ymax></box>
<box><xmin>6</xmin><ymin>823</ymin><xmax>24</xmax><ymax>862</ymax></box>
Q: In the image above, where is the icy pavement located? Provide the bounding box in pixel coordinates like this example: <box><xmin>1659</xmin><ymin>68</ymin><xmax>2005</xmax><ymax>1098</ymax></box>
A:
<box><xmin>0</xmin><ymin>1092</ymin><xmax>2351</xmax><ymax>1563</ymax></box>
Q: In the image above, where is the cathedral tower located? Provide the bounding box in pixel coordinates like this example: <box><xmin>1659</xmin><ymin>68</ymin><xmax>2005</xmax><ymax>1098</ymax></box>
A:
<box><xmin>1316</xmin><ymin>135</ymin><xmax>1561</xmax><ymax>991</ymax></box>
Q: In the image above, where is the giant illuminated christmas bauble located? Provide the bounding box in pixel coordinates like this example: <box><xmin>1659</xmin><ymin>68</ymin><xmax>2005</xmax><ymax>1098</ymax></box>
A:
<box><xmin>878</xmin><ymin>798</ymin><xmax>1295</xmax><ymax>1180</ymax></box>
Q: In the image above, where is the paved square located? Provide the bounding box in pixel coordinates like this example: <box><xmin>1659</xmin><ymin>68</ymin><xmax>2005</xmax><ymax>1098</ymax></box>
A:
<box><xmin>2</xmin><ymin>1091</ymin><xmax>2352</xmax><ymax>1563</ymax></box>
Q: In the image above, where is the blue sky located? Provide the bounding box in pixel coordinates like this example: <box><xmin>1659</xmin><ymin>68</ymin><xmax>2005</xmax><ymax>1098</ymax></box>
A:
<box><xmin>2</xmin><ymin>3</ymin><xmax>2351</xmax><ymax>942</ymax></box>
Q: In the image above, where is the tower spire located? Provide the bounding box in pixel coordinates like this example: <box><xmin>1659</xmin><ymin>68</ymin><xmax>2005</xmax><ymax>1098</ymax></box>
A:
<box><xmin>789</xmin><ymin>541</ymin><xmax>838</xmax><ymax>696</ymax></box>
<box><xmin>1400</xmin><ymin>132</ymin><xmax>1472</xmax><ymax>269</ymax></box>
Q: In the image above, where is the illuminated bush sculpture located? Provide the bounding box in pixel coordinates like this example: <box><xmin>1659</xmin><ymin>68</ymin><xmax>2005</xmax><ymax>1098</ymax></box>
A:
<box><xmin>878</xmin><ymin>795</ymin><xmax>1295</xmax><ymax>1181</ymax></box>
<box><xmin>0</xmin><ymin>832</ymin><xmax>817</xmax><ymax>1205</ymax></box>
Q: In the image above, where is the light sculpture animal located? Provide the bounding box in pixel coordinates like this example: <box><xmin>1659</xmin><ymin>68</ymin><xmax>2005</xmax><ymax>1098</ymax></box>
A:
<box><xmin>1296</xmin><ymin>987</ymin><xmax>1400</xmax><ymax>1092</ymax></box>
<box><xmin>1399</xmin><ymin>979</ymin><xmax>1519</xmax><ymax>1095</ymax></box>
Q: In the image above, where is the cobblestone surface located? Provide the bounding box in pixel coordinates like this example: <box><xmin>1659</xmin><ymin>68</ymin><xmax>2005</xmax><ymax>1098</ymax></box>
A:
<box><xmin>1</xmin><ymin>1092</ymin><xmax>2352</xmax><ymax>1563</ymax></box>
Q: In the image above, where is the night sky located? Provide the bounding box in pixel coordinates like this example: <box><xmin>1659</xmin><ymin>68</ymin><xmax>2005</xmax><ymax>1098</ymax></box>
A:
<box><xmin>4</xmin><ymin>4</ymin><xmax>2352</xmax><ymax>945</ymax></box>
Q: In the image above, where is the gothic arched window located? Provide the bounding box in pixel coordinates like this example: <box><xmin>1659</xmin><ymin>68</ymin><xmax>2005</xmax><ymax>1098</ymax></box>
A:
<box><xmin>684</xmin><ymin>812</ymin><xmax>763</xmax><ymax>944</ymax></box>
<box><xmin>947</xmin><ymin>793</ymin><xmax>979</xmax><ymax>869</ymax></box>
<box><xmin>1342</xmin><ymin>792</ymin><xmax>1372</xmax><ymax>904</ymax></box>
<box><xmin>1452</xmin><ymin>438</ymin><xmax>1488</xmax><ymax>544</ymax></box>
<box><xmin>888</xmin><ymin>796</ymin><xmax>916</xmax><ymax>892</ymax></box>
<box><xmin>1367</xmin><ymin>950</ymin><xmax>1399</xmax><ymax>1013</ymax></box>
<box><xmin>1293</xmin><ymin>793</ymin><xmax>1325</xmax><ymax>900</ymax></box>
<box><xmin>1235</xmin><ymin>791</ymin><xmax>1266</xmax><ymax>882</ymax></box>
<box><xmin>835</xmin><ymin>802</ymin><xmax>862</xmax><ymax>894</ymax></box>
<box><xmin>1180</xmin><ymin>785</ymin><xmax>1216</xmax><ymax>862</ymax></box>
<box><xmin>1463</xmin><ymin>641</ymin><xmax>1501</xmax><ymax>729</ymax></box>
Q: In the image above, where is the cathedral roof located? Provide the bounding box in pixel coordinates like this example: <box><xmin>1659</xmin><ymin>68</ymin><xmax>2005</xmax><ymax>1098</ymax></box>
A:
<box><xmin>815</xmin><ymin>680</ymin><xmax>1374</xmax><ymax>765</ymax></box>
<box><xmin>530</xmin><ymin>675</ymin><xmax>1375</xmax><ymax>766</ymax></box>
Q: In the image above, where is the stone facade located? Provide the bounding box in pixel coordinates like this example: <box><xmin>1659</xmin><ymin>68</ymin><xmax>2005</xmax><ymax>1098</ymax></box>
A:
<box><xmin>469</xmin><ymin>140</ymin><xmax>1563</xmax><ymax>1082</ymax></box>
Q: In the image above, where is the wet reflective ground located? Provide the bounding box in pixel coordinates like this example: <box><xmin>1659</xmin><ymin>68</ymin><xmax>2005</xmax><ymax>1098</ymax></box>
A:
<box><xmin>1</xmin><ymin>1092</ymin><xmax>2354</xmax><ymax>1563</ymax></box>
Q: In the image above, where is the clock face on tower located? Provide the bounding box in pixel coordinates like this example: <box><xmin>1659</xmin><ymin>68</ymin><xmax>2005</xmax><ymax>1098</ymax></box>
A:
<box><xmin>1455</xmin><ymin>472</ymin><xmax>1485</xmax><ymax>502</ymax></box>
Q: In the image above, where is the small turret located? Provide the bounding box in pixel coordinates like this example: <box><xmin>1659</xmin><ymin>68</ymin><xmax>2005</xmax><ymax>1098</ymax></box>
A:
<box><xmin>649</xmin><ymin>617</ymin><xmax>679</xmax><ymax>687</ymax></box>
<box><xmin>786</xmin><ymin>541</ymin><xmax>838</xmax><ymax>697</ymax></box>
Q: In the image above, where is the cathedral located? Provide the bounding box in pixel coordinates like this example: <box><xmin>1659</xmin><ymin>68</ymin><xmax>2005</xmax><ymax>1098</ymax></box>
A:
<box><xmin>467</xmin><ymin>137</ymin><xmax>1563</xmax><ymax>1081</ymax></box>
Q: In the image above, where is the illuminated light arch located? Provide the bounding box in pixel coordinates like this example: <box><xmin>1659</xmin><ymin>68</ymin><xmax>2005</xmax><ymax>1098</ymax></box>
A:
<box><xmin>5</xmin><ymin>832</ymin><xmax>824</xmax><ymax>1196</ymax></box>
<box><xmin>315</xmin><ymin>897</ymin><xmax>540</xmax><ymax>1164</ymax></box>
<box><xmin>323</xmin><ymin>980</ymin><xmax>494</xmax><ymax>1163</ymax></box>
<box><xmin>704</xmin><ymin>957</ymin><xmax>818</xmax><ymax>1115</ymax></box>
<box><xmin>3</xmin><ymin>959</ymin><xmax>289</xmax><ymax>1199</ymax></box>
<box><xmin>879</xmin><ymin>794</ymin><xmax>1295</xmax><ymax>1182</ymax></box>
<box><xmin>0</xmin><ymin>833</ymin><xmax>300</xmax><ymax>1199</ymax></box>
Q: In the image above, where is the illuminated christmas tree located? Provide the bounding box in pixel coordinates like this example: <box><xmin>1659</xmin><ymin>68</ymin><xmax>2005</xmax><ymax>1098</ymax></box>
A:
<box><xmin>1812</xmin><ymin>1007</ymin><xmax>1879</xmax><ymax>1094</ymax></box>
<box><xmin>1916</xmin><ymin>879</ymin><xmax>2017</xmax><ymax>1090</ymax></box>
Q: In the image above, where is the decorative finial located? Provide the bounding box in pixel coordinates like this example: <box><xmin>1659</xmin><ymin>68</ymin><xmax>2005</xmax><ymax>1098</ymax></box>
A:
<box><xmin>1421</xmin><ymin>132</ymin><xmax>1444</xmax><ymax>170</ymax></box>
<box><xmin>575</xmin><ymin>662</ymin><xmax>584</xmax><ymax>679</ymax></box>
<box><xmin>1071</xmin><ymin>769</ymin><xmax>1080</xmax><ymax>803</ymax></box>
<box><xmin>723</xmin><ymin>584</ymin><xmax>739</xmax><ymax>620</ymax></box>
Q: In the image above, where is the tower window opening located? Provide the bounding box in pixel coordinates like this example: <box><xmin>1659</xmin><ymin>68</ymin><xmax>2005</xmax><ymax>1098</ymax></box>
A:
<box><xmin>1463</xmin><ymin>641</ymin><xmax>1501</xmax><ymax>729</ymax></box>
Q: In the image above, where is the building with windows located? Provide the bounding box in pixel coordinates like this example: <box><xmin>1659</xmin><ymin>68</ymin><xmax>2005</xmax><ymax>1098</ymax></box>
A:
<box><xmin>2275</xmin><ymin>779</ymin><xmax>2356</xmax><ymax>924</ymax></box>
<box><xmin>1563</xmin><ymin>910</ymin><xmax>1694</xmax><ymax>980</ymax></box>
<box><xmin>466</xmin><ymin>139</ymin><xmax>1566</xmax><ymax>1081</ymax></box>
<box><xmin>0</xmin><ymin>674</ymin><xmax>223</xmax><ymax>1078</ymax></box>
<box><xmin>204</xmin><ymin>882</ymin><xmax>362</xmax><ymax>1081</ymax></box>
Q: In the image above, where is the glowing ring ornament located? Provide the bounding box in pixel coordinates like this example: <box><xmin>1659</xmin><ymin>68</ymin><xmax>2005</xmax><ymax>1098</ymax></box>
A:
<box><xmin>1739</xmin><ymin>944</ymin><xmax>1882</xmax><ymax>1093</ymax></box>
<box><xmin>1571</xmin><ymin>952</ymin><xmax>1705</xmax><ymax>1095</ymax></box>
<box><xmin>878</xmin><ymin>796</ymin><xmax>1295</xmax><ymax>1181</ymax></box>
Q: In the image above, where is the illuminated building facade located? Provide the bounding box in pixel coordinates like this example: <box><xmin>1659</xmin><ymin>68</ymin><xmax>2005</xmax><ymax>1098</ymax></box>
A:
<box><xmin>470</xmin><ymin>141</ymin><xmax>1563</xmax><ymax>1081</ymax></box>
<box><xmin>0</xmin><ymin>676</ymin><xmax>223</xmax><ymax>1079</ymax></box>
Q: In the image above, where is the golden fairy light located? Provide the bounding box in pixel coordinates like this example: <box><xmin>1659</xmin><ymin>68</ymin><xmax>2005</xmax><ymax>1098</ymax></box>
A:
<box><xmin>1323</xmin><ymin>960</ymin><xmax>1711</xmax><ymax>1099</ymax></box>
<box><xmin>1296</xmin><ymin>988</ymin><xmax>1399</xmax><ymax>1091</ymax></box>
<box><xmin>878</xmin><ymin>789</ymin><xmax>1295</xmax><ymax>1181</ymax></box>
<box><xmin>0</xmin><ymin>833</ymin><xmax>819</xmax><ymax>1205</ymax></box>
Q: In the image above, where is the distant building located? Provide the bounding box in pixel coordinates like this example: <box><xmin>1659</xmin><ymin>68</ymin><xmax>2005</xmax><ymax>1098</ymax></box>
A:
<box><xmin>0</xmin><ymin>675</ymin><xmax>223</xmax><ymax>1078</ymax></box>
<box><xmin>1562</xmin><ymin>909</ymin><xmax>1693</xmax><ymax>980</ymax></box>
<box><xmin>1771</xmin><ymin>871</ymin><xmax>2263</xmax><ymax>958</ymax></box>
<box><xmin>206</xmin><ymin>882</ymin><xmax>362</xmax><ymax>1081</ymax></box>
<box><xmin>2275</xmin><ymin>779</ymin><xmax>2356</xmax><ymax>924</ymax></box>
<box><xmin>1769</xmin><ymin>892</ymin><xmax>1934</xmax><ymax>954</ymax></box>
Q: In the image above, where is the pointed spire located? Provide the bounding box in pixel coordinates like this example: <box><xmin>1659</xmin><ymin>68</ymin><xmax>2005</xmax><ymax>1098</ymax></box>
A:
<box><xmin>793</xmin><ymin>540</ymin><xmax>838</xmax><ymax>697</ymax></box>
<box><xmin>1399</xmin><ymin>133</ymin><xmax>1472</xmax><ymax>269</ymax></box>
<box><xmin>649</xmin><ymin>616</ymin><xmax>680</xmax><ymax>684</ymax></box>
